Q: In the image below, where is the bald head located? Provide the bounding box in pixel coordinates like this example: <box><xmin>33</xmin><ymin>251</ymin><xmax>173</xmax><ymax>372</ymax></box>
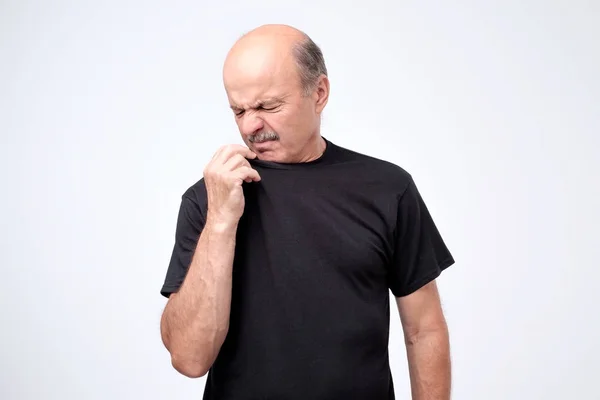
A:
<box><xmin>237</xmin><ymin>24</ymin><xmax>307</xmax><ymax>47</ymax></box>
<box><xmin>223</xmin><ymin>24</ymin><xmax>327</xmax><ymax>96</ymax></box>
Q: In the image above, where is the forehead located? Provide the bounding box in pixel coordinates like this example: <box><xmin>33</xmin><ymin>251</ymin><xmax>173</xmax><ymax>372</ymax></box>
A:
<box><xmin>223</xmin><ymin>43</ymin><xmax>301</xmax><ymax>106</ymax></box>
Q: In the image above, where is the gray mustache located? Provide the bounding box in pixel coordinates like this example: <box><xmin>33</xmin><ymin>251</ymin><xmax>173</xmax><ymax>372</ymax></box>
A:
<box><xmin>249</xmin><ymin>131</ymin><xmax>279</xmax><ymax>143</ymax></box>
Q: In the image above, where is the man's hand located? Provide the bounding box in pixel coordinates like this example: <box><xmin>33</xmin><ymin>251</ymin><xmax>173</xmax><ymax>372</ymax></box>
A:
<box><xmin>203</xmin><ymin>144</ymin><xmax>261</xmax><ymax>226</ymax></box>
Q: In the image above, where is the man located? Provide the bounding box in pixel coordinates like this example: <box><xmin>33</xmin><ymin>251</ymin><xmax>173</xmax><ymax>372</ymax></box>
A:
<box><xmin>159</xmin><ymin>24</ymin><xmax>454</xmax><ymax>400</ymax></box>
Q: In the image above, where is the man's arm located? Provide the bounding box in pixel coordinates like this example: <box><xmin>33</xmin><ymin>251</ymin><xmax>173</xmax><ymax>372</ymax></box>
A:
<box><xmin>160</xmin><ymin>217</ymin><xmax>237</xmax><ymax>378</ymax></box>
<box><xmin>396</xmin><ymin>280</ymin><xmax>451</xmax><ymax>400</ymax></box>
<box><xmin>160</xmin><ymin>144</ymin><xmax>260</xmax><ymax>378</ymax></box>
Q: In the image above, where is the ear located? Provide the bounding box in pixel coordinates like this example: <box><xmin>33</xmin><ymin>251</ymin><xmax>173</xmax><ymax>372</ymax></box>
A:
<box><xmin>314</xmin><ymin>75</ymin><xmax>330</xmax><ymax>114</ymax></box>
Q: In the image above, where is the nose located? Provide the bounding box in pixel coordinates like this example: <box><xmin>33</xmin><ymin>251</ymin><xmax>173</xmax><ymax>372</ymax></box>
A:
<box><xmin>240</xmin><ymin>112</ymin><xmax>264</xmax><ymax>136</ymax></box>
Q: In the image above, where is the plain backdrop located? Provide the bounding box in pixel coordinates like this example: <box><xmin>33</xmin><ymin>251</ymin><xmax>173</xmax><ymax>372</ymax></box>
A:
<box><xmin>1</xmin><ymin>0</ymin><xmax>598</xmax><ymax>399</ymax></box>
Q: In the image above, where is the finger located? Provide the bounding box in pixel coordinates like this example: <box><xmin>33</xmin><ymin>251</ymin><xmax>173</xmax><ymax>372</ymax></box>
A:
<box><xmin>215</xmin><ymin>144</ymin><xmax>257</xmax><ymax>164</ymax></box>
<box><xmin>234</xmin><ymin>166</ymin><xmax>261</xmax><ymax>183</ymax></box>
<box><xmin>223</xmin><ymin>153</ymin><xmax>251</xmax><ymax>172</ymax></box>
<box><xmin>210</xmin><ymin>144</ymin><xmax>229</xmax><ymax>161</ymax></box>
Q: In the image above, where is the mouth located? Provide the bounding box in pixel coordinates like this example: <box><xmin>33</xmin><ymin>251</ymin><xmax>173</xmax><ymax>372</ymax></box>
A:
<box><xmin>252</xmin><ymin>138</ymin><xmax>277</xmax><ymax>144</ymax></box>
<box><xmin>250</xmin><ymin>140</ymin><xmax>279</xmax><ymax>153</ymax></box>
<box><xmin>252</xmin><ymin>140</ymin><xmax>275</xmax><ymax>146</ymax></box>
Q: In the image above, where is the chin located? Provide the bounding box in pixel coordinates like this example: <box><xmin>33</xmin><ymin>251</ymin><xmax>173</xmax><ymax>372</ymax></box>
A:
<box><xmin>255</xmin><ymin>150</ymin><xmax>286</xmax><ymax>162</ymax></box>
<box><xmin>251</xmin><ymin>141</ymin><xmax>286</xmax><ymax>161</ymax></box>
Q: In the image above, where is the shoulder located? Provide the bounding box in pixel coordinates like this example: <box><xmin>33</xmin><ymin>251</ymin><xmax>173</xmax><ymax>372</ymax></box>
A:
<box><xmin>330</xmin><ymin>140</ymin><xmax>414</xmax><ymax>195</ymax></box>
<box><xmin>179</xmin><ymin>177</ymin><xmax>208</xmax><ymax>215</ymax></box>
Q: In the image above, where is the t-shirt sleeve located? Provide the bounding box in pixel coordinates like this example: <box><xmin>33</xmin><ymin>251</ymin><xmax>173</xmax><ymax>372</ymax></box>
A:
<box><xmin>160</xmin><ymin>194</ymin><xmax>206</xmax><ymax>298</ymax></box>
<box><xmin>388</xmin><ymin>177</ymin><xmax>455</xmax><ymax>297</ymax></box>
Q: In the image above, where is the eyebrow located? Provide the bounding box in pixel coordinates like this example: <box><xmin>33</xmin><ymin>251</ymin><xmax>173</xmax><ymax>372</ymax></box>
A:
<box><xmin>230</xmin><ymin>97</ymin><xmax>285</xmax><ymax>110</ymax></box>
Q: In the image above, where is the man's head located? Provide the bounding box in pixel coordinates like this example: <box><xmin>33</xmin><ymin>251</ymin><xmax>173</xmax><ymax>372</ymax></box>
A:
<box><xmin>223</xmin><ymin>24</ymin><xmax>329</xmax><ymax>162</ymax></box>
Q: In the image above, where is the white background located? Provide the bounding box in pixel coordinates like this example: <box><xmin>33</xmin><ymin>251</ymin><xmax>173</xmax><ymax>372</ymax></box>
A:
<box><xmin>1</xmin><ymin>1</ymin><xmax>599</xmax><ymax>399</ymax></box>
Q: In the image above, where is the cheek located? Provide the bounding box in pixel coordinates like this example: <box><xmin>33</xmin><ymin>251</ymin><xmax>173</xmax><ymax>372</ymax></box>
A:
<box><xmin>284</xmin><ymin>105</ymin><xmax>311</xmax><ymax>128</ymax></box>
<box><xmin>268</xmin><ymin>105</ymin><xmax>313</xmax><ymax>135</ymax></box>
<box><xmin>266</xmin><ymin>112</ymin><xmax>294</xmax><ymax>133</ymax></box>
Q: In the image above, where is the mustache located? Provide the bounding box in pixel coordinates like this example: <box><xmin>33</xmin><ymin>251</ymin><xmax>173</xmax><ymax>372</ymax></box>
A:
<box><xmin>248</xmin><ymin>131</ymin><xmax>280</xmax><ymax>143</ymax></box>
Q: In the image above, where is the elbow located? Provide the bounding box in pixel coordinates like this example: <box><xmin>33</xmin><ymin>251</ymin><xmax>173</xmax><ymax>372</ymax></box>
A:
<box><xmin>171</xmin><ymin>354</ymin><xmax>210</xmax><ymax>378</ymax></box>
<box><xmin>404</xmin><ymin>320</ymin><xmax>449</xmax><ymax>346</ymax></box>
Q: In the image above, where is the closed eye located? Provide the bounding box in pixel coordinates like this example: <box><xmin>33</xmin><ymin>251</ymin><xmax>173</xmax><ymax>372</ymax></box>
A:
<box><xmin>231</xmin><ymin>103</ymin><xmax>281</xmax><ymax>117</ymax></box>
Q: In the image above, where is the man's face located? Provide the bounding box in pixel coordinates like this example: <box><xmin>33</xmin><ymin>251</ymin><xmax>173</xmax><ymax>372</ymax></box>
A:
<box><xmin>223</xmin><ymin>48</ymin><xmax>324</xmax><ymax>163</ymax></box>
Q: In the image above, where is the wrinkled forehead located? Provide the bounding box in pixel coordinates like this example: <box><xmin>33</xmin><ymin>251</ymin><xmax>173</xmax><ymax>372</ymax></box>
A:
<box><xmin>223</xmin><ymin>42</ymin><xmax>301</xmax><ymax>105</ymax></box>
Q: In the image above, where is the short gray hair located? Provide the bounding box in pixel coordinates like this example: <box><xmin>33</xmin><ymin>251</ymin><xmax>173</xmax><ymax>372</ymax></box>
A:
<box><xmin>292</xmin><ymin>35</ymin><xmax>328</xmax><ymax>96</ymax></box>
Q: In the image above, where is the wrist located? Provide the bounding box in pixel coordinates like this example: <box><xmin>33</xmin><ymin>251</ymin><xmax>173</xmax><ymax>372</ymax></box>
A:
<box><xmin>206</xmin><ymin>213</ymin><xmax>239</xmax><ymax>234</ymax></box>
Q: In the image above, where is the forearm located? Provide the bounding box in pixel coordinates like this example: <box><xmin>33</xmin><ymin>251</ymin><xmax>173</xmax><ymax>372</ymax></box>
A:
<box><xmin>161</xmin><ymin>217</ymin><xmax>237</xmax><ymax>376</ymax></box>
<box><xmin>405</xmin><ymin>325</ymin><xmax>451</xmax><ymax>400</ymax></box>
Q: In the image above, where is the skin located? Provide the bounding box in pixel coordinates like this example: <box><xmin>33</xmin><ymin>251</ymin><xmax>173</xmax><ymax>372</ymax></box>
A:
<box><xmin>160</xmin><ymin>24</ymin><xmax>451</xmax><ymax>399</ymax></box>
<box><xmin>398</xmin><ymin>281</ymin><xmax>452</xmax><ymax>399</ymax></box>
<box><xmin>222</xmin><ymin>24</ymin><xmax>329</xmax><ymax>163</ymax></box>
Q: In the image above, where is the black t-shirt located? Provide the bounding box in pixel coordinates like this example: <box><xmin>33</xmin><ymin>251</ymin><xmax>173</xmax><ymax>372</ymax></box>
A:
<box><xmin>160</xmin><ymin>138</ymin><xmax>454</xmax><ymax>400</ymax></box>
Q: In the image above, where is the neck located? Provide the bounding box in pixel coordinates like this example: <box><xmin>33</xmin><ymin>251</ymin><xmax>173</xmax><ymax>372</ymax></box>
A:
<box><xmin>297</xmin><ymin>135</ymin><xmax>326</xmax><ymax>163</ymax></box>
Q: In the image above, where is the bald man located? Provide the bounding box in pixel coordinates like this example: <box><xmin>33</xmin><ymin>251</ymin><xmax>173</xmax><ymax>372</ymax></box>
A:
<box><xmin>159</xmin><ymin>24</ymin><xmax>454</xmax><ymax>400</ymax></box>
